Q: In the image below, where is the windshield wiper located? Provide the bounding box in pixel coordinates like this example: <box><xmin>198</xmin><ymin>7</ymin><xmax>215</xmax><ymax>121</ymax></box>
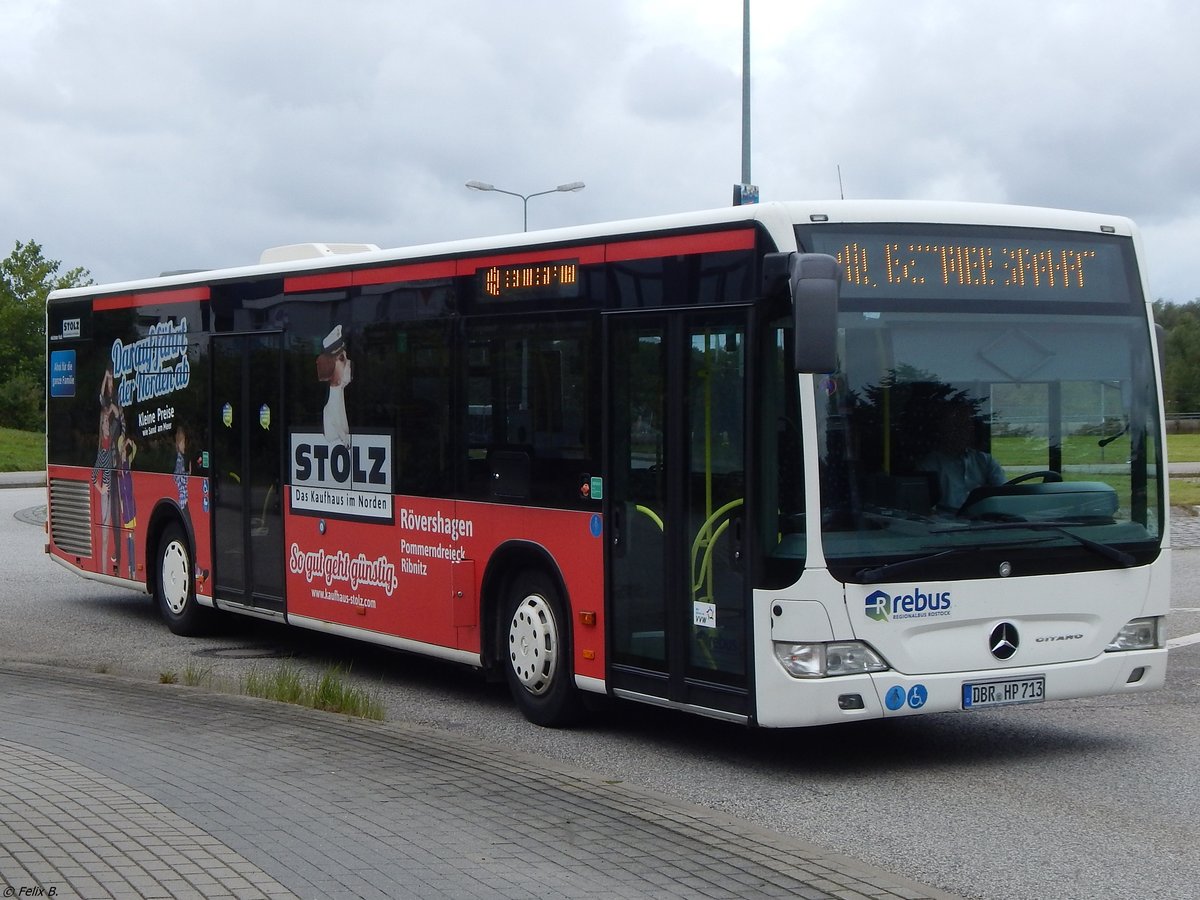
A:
<box><xmin>933</xmin><ymin>520</ymin><xmax>1138</xmax><ymax>568</ymax></box>
<box><xmin>858</xmin><ymin>521</ymin><xmax>1138</xmax><ymax>583</ymax></box>
<box><xmin>856</xmin><ymin>539</ymin><xmax>1052</xmax><ymax>583</ymax></box>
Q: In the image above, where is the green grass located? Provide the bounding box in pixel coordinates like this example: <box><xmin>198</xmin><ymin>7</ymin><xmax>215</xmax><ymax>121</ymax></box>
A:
<box><xmin>150</xmin><ymin>658</ymin><xmax>385</xmax><ymax>720</ymax></box>
<box><xmin>990</xmin><ymin>432</ymin><xmax>1200</xmax><ymax>506</ymax></box>
<box><xmin>182</xmin><ymin>663</ymin><xmax>215</xmax><ymax>687</ymax></box>
<box><xmin>0</xmin><ymin>427</ymin><xmax>43</xmax><ymax>472</ymax></box>
<box><xmin>1170</xmin><ymin>477</ymin><xmax>1200</xmax><ymax>507</ymax></box>
<box><xmin>242</xmin><ymin>662</ymin><xmax>385</xmax><ymax>720</ymax></box>
<box><xmin>993</xmin><ymin>434</ymin><xmax>1119</xmax><ymax>467</ymax></box>
<box><xmin>992</xmin><ymin>432</ymin><xmax>1200</xmax><ymax>467</ymax></box>
<box><xmin>1167</xmin><ymin>432</ymin><xmax>1200</xmax><ymax>463</ymax></box>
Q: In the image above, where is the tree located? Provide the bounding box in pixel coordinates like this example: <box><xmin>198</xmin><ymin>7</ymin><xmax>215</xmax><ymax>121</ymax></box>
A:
<box><xmin>0</xmin><ymin>240</ymin><xmax>91</xmax><ymax>430</ymax></box>
<box><xmin>1153</xmin><ymin>299</ymin><xmax>1200</xmax><ymax>417</ymax></box>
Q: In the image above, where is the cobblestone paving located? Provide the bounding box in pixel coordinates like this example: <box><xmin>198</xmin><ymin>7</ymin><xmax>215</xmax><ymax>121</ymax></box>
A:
<box><xmin>1171</xmin><ymin>510</ymin><xmax>1200</xmax><ymax>547</ymax></box>
<box><xmin>0</xmin><ymin>665</ymin><xmax>957</xmax><ymax>900</ymax></box>
<box><xmin>0</xmin><ymin>740</ymin><xmax>291</xmax><ymax>899</ymax></box>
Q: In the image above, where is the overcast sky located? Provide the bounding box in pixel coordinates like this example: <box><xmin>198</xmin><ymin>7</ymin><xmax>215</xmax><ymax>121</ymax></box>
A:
<box><xmin>3</xmin><ymin>1</ymin><xmax>1198</xmax><ymax>301</ymax></box>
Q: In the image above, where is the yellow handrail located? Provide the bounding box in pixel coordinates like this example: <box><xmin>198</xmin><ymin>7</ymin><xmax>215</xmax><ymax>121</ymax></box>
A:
<box><xmin>635</xmin><ymin>504</ymin><xmax>664</xmax><ymax>531</ymax></box>
<box><xmin>690</xmin><ymin>497</ymin><xmax>744</xmax><ymax>600</ymax></box>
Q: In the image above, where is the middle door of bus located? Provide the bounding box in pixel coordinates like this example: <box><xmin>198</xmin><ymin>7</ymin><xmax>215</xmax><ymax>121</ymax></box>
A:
<box><xmin>605</xmin><ymin>310</ymin><xmax>750</xmax><ymax>717</ymax></box>
<box><xmin>211</xmin><ymin>332</ymin><xmax>285</xmax><ymax>614</ymax></box>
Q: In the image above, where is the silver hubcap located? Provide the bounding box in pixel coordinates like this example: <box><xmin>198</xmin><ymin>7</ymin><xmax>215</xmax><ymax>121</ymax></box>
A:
<box><xmin>508</xmin><ymin>594</ymin><xmax>558</xmax><ymax>696</ymax></box>
<box><xmin>161</xmin><ymin>540</ymin><xmax>190</xmax><ymax>616</ymax></box>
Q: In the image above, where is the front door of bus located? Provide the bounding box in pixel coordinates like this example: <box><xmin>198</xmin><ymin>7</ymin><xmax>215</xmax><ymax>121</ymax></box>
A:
<box><xmin>212</xmin><ymin>333</ymin><xmax>285</xmax><ymax>613</ymax></box>
<box><xmin>606</xmin><ymin>312</ymin><xmax>749</xmax><ymax>717</ymax></box>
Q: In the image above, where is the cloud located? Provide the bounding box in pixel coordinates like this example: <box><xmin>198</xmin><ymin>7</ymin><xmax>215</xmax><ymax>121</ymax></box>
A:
<box><xmin>624</xmin><ymin>43</ymin><xmax>738</xmax><ymax>122</ymax></box>
<box><xmin>787</xmin><ymin>2</ymin><xmax>1200</xmax><ymax>217</ymax></box>
<box><xmin>0</xmin><ymin>0</ymin><xmax>1197</xmax><ymax>301</ymax></box>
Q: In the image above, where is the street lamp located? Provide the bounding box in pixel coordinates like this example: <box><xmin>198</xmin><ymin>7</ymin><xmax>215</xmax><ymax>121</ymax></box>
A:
<box><xmin>465</xmin><ymin>180</ymin><xmax>586</xmax><ymax>231</ymax></box>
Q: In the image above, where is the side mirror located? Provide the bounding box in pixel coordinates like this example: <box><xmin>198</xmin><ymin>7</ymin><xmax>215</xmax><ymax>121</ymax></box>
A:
<box><xmin>789</xmin><ymin>253</ymin><xmax>840</xmax><ymax>373</ymax></box>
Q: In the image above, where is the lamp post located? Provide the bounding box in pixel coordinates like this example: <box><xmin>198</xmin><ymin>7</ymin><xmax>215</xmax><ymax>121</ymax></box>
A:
<box><xmin>733</xmin><ymin>0</ymin><xmax>758</xmax><ymax>206</ymax></box>
<box><xmin>465</xmin><ymin>180</ymin><xmax>586</xmax><ymax>231</ymax></box>
<box><xmin>741</xmin><ymin>0</ymin><xmax>751</xmax><ymax>187</ymax></box>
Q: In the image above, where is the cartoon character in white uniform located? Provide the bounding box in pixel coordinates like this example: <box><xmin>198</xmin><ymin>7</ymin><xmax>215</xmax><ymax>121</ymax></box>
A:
<box><xmin>316</xmin><ymin>325</ymin><xmax>352</xmax><ymax>447</ymax></box>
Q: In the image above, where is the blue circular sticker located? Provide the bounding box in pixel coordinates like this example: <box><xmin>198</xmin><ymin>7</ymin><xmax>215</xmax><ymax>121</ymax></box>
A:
<box><xmin>589</xmin><ymin>514</ymin><xmax>602</xmax><ymax>538</ymax></box>
<box><xmin>907</xmin><ymin>684</ymin><xmax>928</xmax><ymax>709</ymax></box>
<box><xmin>885</xmin><ymin>685</ymin><xmax>906</xmax><ymax>711</ymax></box>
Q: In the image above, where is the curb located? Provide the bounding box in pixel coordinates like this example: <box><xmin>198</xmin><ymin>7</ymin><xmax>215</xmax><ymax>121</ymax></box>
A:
<box><xmin>0</xmin><ymin>471</ymin><xmax>44</xmax><ymax>489</ymax></box>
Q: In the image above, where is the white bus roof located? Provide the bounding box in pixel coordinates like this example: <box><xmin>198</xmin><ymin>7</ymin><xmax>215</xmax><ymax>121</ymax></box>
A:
<box><xmin>49</xmin><ymin>199</ymin><xmax>1138</xmax><ymax>302</ymax></box>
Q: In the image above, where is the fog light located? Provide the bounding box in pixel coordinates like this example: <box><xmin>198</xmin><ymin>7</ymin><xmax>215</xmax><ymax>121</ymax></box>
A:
<box><xmin>1126</xmin><ymin>667</ymin><xmax>1146</xmax><ymax>684</ymax></box>
<box><xmin>838</xmin><ymin>693</ymin><xmax>865</xmax><ymax>710</ymax></box>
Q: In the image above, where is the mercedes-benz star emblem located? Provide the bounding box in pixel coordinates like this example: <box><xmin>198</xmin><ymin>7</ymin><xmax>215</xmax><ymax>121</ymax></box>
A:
<box><xmin>989</xmin><ymin>622</ymin><xmax>1019</xmax><ymax>660</ymax></box>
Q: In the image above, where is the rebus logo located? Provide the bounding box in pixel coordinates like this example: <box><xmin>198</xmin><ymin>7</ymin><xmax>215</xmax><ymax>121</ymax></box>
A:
<box><xmin>865</xmin><ymin>590</ymin><xmax>891</xmax><ymax>622</ymax></box>
<box><xmin>865</xmin><ymin>587</ymin><xmax>952</xmax><ymax>622</ymax></box>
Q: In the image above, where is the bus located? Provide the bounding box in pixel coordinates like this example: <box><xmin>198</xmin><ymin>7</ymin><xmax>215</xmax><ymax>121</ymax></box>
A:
<box><xmin>45</xmin><ymin>200</ymin><xmax>1169</xmax><ymax>727</ymax></box>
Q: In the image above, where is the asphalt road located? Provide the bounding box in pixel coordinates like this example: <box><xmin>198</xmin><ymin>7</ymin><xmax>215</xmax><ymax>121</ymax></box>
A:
<box><xmin>3</xmin><ymin>484</ymin><xmax>1198</xmax><ymax>900</ymax></box>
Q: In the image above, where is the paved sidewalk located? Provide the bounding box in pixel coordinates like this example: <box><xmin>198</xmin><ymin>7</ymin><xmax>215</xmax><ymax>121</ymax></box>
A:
<box><xmin>0</xmin><ymin>663</ymin><xmax>958</xmax><ymax>900</ymax></box>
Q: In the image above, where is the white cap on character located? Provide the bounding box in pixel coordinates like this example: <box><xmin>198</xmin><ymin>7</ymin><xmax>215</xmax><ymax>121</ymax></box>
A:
<box><xmin>323</xmin><ymin>324</ymin><xmax>344</xmax><ymax>354</ymax></box>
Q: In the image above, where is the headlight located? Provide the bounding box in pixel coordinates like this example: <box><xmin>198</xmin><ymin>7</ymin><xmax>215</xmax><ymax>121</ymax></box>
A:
<box><xmin>774</xmin><ymin>640</ymin><xmax>889</xmax><ymax>678</ymax></box>
<box><xmin>1105</xmin><ymin>616</ymin><xmax>1165</xmax><ymax>652</ymax></box>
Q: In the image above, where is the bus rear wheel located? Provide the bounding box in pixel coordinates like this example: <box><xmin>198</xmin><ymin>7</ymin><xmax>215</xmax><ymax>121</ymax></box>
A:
<box><xmin>503</xmin><ymin>569</ymin><xmax>583</xmax><ymax>727</ymax></box>
<box><xmin>155</xmin><ymin>522</ymin><xmax>210</xmax><ymax>636</ymax></box>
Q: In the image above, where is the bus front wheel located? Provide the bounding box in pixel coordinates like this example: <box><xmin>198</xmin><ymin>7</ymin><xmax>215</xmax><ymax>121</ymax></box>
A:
<box><xmin>155</xmin><ymin>522</ymin><xmax>210</xmax><ymax>636</ymax></box>
<box><xmin>503</xmin><ymin>569</ymin><xmax>583</xmax><ymax>727</ymax></box>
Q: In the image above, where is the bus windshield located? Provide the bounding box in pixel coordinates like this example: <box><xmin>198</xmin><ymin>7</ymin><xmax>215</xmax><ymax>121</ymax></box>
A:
<box><xmin>797</xmin><ymin>226</ymin><xmax>1163</xmax><ymax>583</ymax></box>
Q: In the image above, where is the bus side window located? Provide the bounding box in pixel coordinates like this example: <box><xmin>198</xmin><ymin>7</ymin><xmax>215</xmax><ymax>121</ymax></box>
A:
<box><xmin>464</xmin><ymin>317</ymin><xmax>597</xmax><ymax>507</ymax></box>
<box><xmin>488</xmin><ymin>448</ymin><xmax>532</xmax><ymax>501</ymax></box>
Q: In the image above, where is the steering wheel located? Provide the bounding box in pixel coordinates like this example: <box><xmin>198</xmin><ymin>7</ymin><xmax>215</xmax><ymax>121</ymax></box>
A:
<box><xmin>1006</xmin><ymin>470</ymin><xmax>1063</xmax><ymax>485</ymax></box>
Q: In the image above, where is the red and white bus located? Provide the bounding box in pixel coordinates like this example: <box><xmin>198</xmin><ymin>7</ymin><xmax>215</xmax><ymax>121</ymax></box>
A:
<box><xmin>46</xmin><ymin>200</ymin><xmax>1169</xmax><ymax>727</ymax></box>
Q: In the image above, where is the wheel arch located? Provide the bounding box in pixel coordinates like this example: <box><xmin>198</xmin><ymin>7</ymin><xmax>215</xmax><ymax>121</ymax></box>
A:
<box><xmin>144</xmin><ymin>500</ymin><xmax>192</xmax><ymax>595</ymax></box>
<box><xmin>480</xmin><ymin>540</ymin><xmax>572</xmax><ymax>674</ymax></box>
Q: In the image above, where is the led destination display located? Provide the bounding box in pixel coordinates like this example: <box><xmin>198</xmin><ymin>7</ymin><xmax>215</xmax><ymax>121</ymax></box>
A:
<box><xmin>478</xmin><ymin>259</ymin><xmax>580</xmax><ymax>301</ymax></box>
<box><xmin>806</xmin><ymin>228</ymin><xmax>1135</xmax><ymax>304</ymax></box>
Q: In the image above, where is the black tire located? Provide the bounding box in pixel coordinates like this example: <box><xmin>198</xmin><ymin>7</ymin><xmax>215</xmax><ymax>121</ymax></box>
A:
<box><xmin>155</xmin><ymin>521</ymin><xmax>210</xmax><ymax>636</ymax></box>
<box><xmin>502</xmin><ymin>569</ymin><xmax>584</xmax><ymax>727</ymax></box>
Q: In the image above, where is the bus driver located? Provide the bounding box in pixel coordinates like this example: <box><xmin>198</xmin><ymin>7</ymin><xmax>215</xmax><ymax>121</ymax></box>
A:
<box><xmin>919</xmin><ymin>400</ymin><xmax>1005</xmax><ymax>511</ymax></box>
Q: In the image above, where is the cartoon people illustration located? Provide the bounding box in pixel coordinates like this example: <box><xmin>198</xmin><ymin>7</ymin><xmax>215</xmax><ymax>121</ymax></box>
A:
<box><xmin>117</xmin><ymin>431</ymin><xmax>137</xmax><ymax>579</ymax></box>
<box><xmin>92</xmin><ymin>366</ymin><xmax>123</xmax><ymax>573</ymax></box>
<box><xmin>171</xmin><ymin>424</ymin><xmax>209</xmax><ymax>586</ymax></box>
<box><xmin>174</xmin><ymin>425</ymin><xmax>191</xmax><ymax>515</ymax></box>
<box><xmin>316</xmin><ymin>324</ymin><xmax>352</xmax><ymax>447</ymax></box>
<box><xmin>99</xmin><ymin>365</ymin><xmax>115</xmax><ymax>408</ymax></box>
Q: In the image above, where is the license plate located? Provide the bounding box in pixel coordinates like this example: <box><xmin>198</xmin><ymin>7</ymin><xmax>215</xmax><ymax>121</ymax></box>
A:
<box><xmin>962</xmin><ymin>675</ymin><xmax>1045</xmax><ymax>709</ymax></box>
